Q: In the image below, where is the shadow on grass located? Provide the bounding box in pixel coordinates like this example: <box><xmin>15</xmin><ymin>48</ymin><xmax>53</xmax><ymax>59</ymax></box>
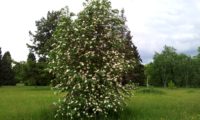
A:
<box><xmin>136</xmin><ymin>87</ymin><xmax>166</xmax><ymax>95</ymax></box>
<box><xmin>186</xmin><ymin>89</ymin><xmax>196</xmax><ymax>93</ymax></box>
<box><xmin>97</xmin><ymin>106</ymin><xmax>135</xmax><ymax>120</ymax></box>
<box><xmin>39</xmin><ymin>105</ymin><xmax>56</xmax><ymax>120</ymax></box>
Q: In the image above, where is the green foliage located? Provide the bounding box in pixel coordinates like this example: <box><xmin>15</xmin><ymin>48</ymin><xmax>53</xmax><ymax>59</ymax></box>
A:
<box><xmin>168</xmin><ymin>80</ymin><xmax>176</xmax><ymax>89</ymax></box>
<box><xmin>27</xmin><ymin>10</ymin><xmax>60</xmax><ymax>86</ymax></box>
<box><xmin>1</xmin><ymin>51</ymin><xmax>16</xmax><ymax>85</ymax></box>
<box><xmin>153</xmin><ymin>46</ymin><xmax>177</xmax><ymax>87</ymax></box>
<box><xmin>13</xmin><ymin>61</ymin><xmax>26</xmax><ymax>83</ymax></box>
<box><xmin>0</xmin><ymin>48</ymin><xmax>2</xmax><ymax>86</ymax></box>
<box><xmin>146</xmin><ymin>46</ymin><xmax>200</xmax><ymax>87</ymax></box>
<box><xmin>22</xmin><ymin>53</ymin><xmax>51</xmax><ymax>86</ymax></box>
<box><xmin>121</xmin><ymin>31</ymin><xmax>145</xmax><ymax>86</ymax></box>
<box><xmin>28</xmin><ymin>10</ymin><xmax>62</xmax><ymax>57</ymax></box>
<box><xmin>24</xmin><ymin>52</ymin><xmax>37</xmax><ymax>86</ymax></box>
<box><xmin>36</xmin><ymin>57</ymin><xmax>53</xmax><ymax>86</ymax></box>
<box><xmin>48</xmin><ymin>0</ymin><xmax>135</xmax><ymax>119</ymax></box>
<box><xmin>115</xmin><ymin>10</ymin><xmax>144</xmax><ymax>86</ymax></box>
<box><xmin>197</xmin><ymin>46</ymin><xmax>200</xmax><ymax>57</ymax></box>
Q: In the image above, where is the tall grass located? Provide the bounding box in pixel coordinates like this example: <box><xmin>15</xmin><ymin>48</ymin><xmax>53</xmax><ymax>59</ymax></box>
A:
<box><xmin>128</xmin><ymin>88</ymin><xmax>200</xmax><ymax>120</ymax></box>
<box><xmin>0</xmin><ymin>86</ymin><xmax>200</xmax><ymax>120</ymax></box>
<box><xmin>0</xmin><ymin>86</ymin><xmax>56</xmax><ymax>120</ymax></box>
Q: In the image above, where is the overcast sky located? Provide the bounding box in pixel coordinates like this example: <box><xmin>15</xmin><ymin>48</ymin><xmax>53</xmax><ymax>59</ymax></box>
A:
<box><xmin>0</xmin><ymin>0</ymin><xmax>200</xmax><ymax>63</ymax></box>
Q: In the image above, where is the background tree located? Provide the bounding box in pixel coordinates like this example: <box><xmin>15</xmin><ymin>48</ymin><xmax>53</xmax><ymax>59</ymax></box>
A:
<box><xmin>24</xmin><ymin>52</ymin><xmax>37</xmax><ymax>85</ymax></box>
<box><xmin>27</xmin><ymin>10</ymin><xmax>61</xmax><ymax>86</ymax></box>
<box><xmin>13</xmin><ymin>61</ymin><xmax>26</xmax><ymax>84</ymax></box>
<box><xmin>197</xmin><ymin>47</ymin><xmax>200</xmax><ymax>57</ymax></box>
<box><xmin>145</xmin><ymin>46</ymin><xmax>200</xmax><ymax>87</ymax></box>
<box><xmin>191</xmin><ymin>47</ymin><xmax>200</xmax><ymax>87</ymax></box>
<box><xmin>28</xmin><ymin>10</ymin><xmax>61</xmax><ymax>58</ymax></box>
<box><xmin>0</xmin><ymin>48</ymin><xmax>2</xmax><ymax>86</ymax></box>
<box><xmin>122</xmin><ymin>31</ymin><xmax>145</xmax><ymax>85</ymax></box>
<box><xmin>1</xmin><ymin>51</ymin><xmax>15</xmax><ymax>85</ymax></box>
<box><xmin>13</xmin><ymin>55</ymin><xmax>52</xmax><ymax>86</ymax></box>
<box><xmin>119</xmin><ymin>10</ymin><xmax>144</xmax><ymax>86</ymax></box>
<box><xmin>35</xmin><ymin>57</ymin><xmax>52</xmax><ymax>86</ymax></box>
<box><xmin>48</xmin><ymin>0</ymin><xmax>135</xmax><ymax>119</ymax></box>
<box><xmin>149</xmin><ymin>46</ymin><xmax>177</xmax><ymax>87</ymax></box>
<box><xmin>144</xmin><ymin>63</ymin><xmax>154</xmax><ymax>87</ymax></box>
<box><xmin>173</xmin><ymin>54</ymin><xmax>193</xmax><ymax>87</ymax></box>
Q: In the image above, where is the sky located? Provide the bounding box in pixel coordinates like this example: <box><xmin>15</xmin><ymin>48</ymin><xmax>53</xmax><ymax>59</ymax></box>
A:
<box><xmin>0</xmin><ymin>0</ymin><xmax>200</xmax><ymax>63</ymax></box>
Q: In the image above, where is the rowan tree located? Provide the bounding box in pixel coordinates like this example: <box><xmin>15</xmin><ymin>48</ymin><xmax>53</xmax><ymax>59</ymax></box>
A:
<box><xmin>48</xmin><ymin>0</ymin><xmax>135</xmax><ymax>119</ymax></box>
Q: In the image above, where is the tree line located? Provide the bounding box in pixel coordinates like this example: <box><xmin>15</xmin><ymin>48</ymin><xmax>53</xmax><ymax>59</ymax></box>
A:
<box><xmin>145</xmin><ymin>46</ymin><xmax>200</xmax><ymax>88</ymax></box>
<box><xmin>0</xmin><ymin>48</ymin><xmax>52</xmax><ymax>86</ymax></box>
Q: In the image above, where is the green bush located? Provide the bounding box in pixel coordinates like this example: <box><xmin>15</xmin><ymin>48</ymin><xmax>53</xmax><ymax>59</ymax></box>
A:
<box><xmin>168</xmin><ymin>80</ymin><xmax>176</xmax><ymax>89</ymax></box>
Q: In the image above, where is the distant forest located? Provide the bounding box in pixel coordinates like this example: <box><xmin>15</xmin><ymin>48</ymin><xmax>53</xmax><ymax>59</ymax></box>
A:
<box><xmin>0</xmin><ymin>49</ymin><xmax>52</xmax><ymax>86</ymax></box>
<box><xmin>145</xmin><ymin>46</ymin><xmax>200</xmax><ymax>88</ymax></box>
<box><xmin>0</xmin><ymin>45</ymin><xmax>199</xmax><ymax>87</ymax></box>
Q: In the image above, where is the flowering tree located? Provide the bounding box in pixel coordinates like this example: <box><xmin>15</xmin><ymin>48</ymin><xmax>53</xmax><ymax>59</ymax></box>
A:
<box><xmin>48</xmin><ymin>0</ymin><xmax>135</xmax><ymax>119</ymax></box>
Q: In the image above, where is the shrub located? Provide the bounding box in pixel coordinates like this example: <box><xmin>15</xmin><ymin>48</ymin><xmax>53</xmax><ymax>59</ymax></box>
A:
<box><xmin>168</xmin><ymin>80</ymin><xmax>176</xmax><ymax>89</ymax></box>
<box><xmin>48</xmin><ymin>0</ymin><xmax>135</xmax><ymax>119</ymax></box>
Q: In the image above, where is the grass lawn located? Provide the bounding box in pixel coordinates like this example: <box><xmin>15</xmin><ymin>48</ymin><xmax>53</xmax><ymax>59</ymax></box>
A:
<box><xmin>0</xmin><ymin>86</ymin><xmax>200</xmax><ymax>120</ymax></box>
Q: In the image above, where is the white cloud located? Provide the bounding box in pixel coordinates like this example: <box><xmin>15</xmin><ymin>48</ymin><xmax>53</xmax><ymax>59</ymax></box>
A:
<box><xmin>0</xmin><ymin>0</ymin><xmax>200</xmax><ymax>63</ymax></box>
<box><xmin>131</xmin><ymin>0</ymin><xmax>200</xmax><ymax>63</ymax></box>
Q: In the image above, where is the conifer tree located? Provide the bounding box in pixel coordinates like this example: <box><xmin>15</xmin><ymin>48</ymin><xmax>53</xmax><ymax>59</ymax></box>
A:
<box><xmin>1</xmin><ymin>51</ymin><xmax>15</xmax><ymax>85</ymax></box>
<box><xmin>122</xmin><ymin>31</ymin><xmax>145</xmax><ymax>85</ymax></box>
<box><xmin>119</xmin><ymin>10</ymin><xmax>144</xmax><ymax>85</ymax></box>
<box><xmin>24</xmin><ymin>52</ymin><xmax>37</xmax><ymax>85</ymax></box>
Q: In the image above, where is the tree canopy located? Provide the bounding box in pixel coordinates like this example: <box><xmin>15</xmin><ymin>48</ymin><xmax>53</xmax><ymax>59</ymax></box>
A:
<box><xmin>28</xmin><ymin>10</ymin><xmax>62</xmax><ymax>58</ymax></box>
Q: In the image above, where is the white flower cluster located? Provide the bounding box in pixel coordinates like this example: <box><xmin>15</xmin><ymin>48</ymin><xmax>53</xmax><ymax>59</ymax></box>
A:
<box><xmin>48</xmin><ymin>0</ymin><xmax>135</xmax><ymax>119</ymax></box>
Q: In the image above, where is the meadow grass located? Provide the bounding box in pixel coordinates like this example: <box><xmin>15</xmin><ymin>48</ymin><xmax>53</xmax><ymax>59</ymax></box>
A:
<box><xmin>0</xmin><ymin>86</ymin><xmax>200</xmax><ymax>120</ymax></box>
<box><xmin>126</xmin><ymin>87</ymin><xmax>200</xmax><ymax>120</ymax></box>
<box><xmin>0</xmin><ymin>86</ymin><xmax>56</xmax><ymax>120</ymax></box>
